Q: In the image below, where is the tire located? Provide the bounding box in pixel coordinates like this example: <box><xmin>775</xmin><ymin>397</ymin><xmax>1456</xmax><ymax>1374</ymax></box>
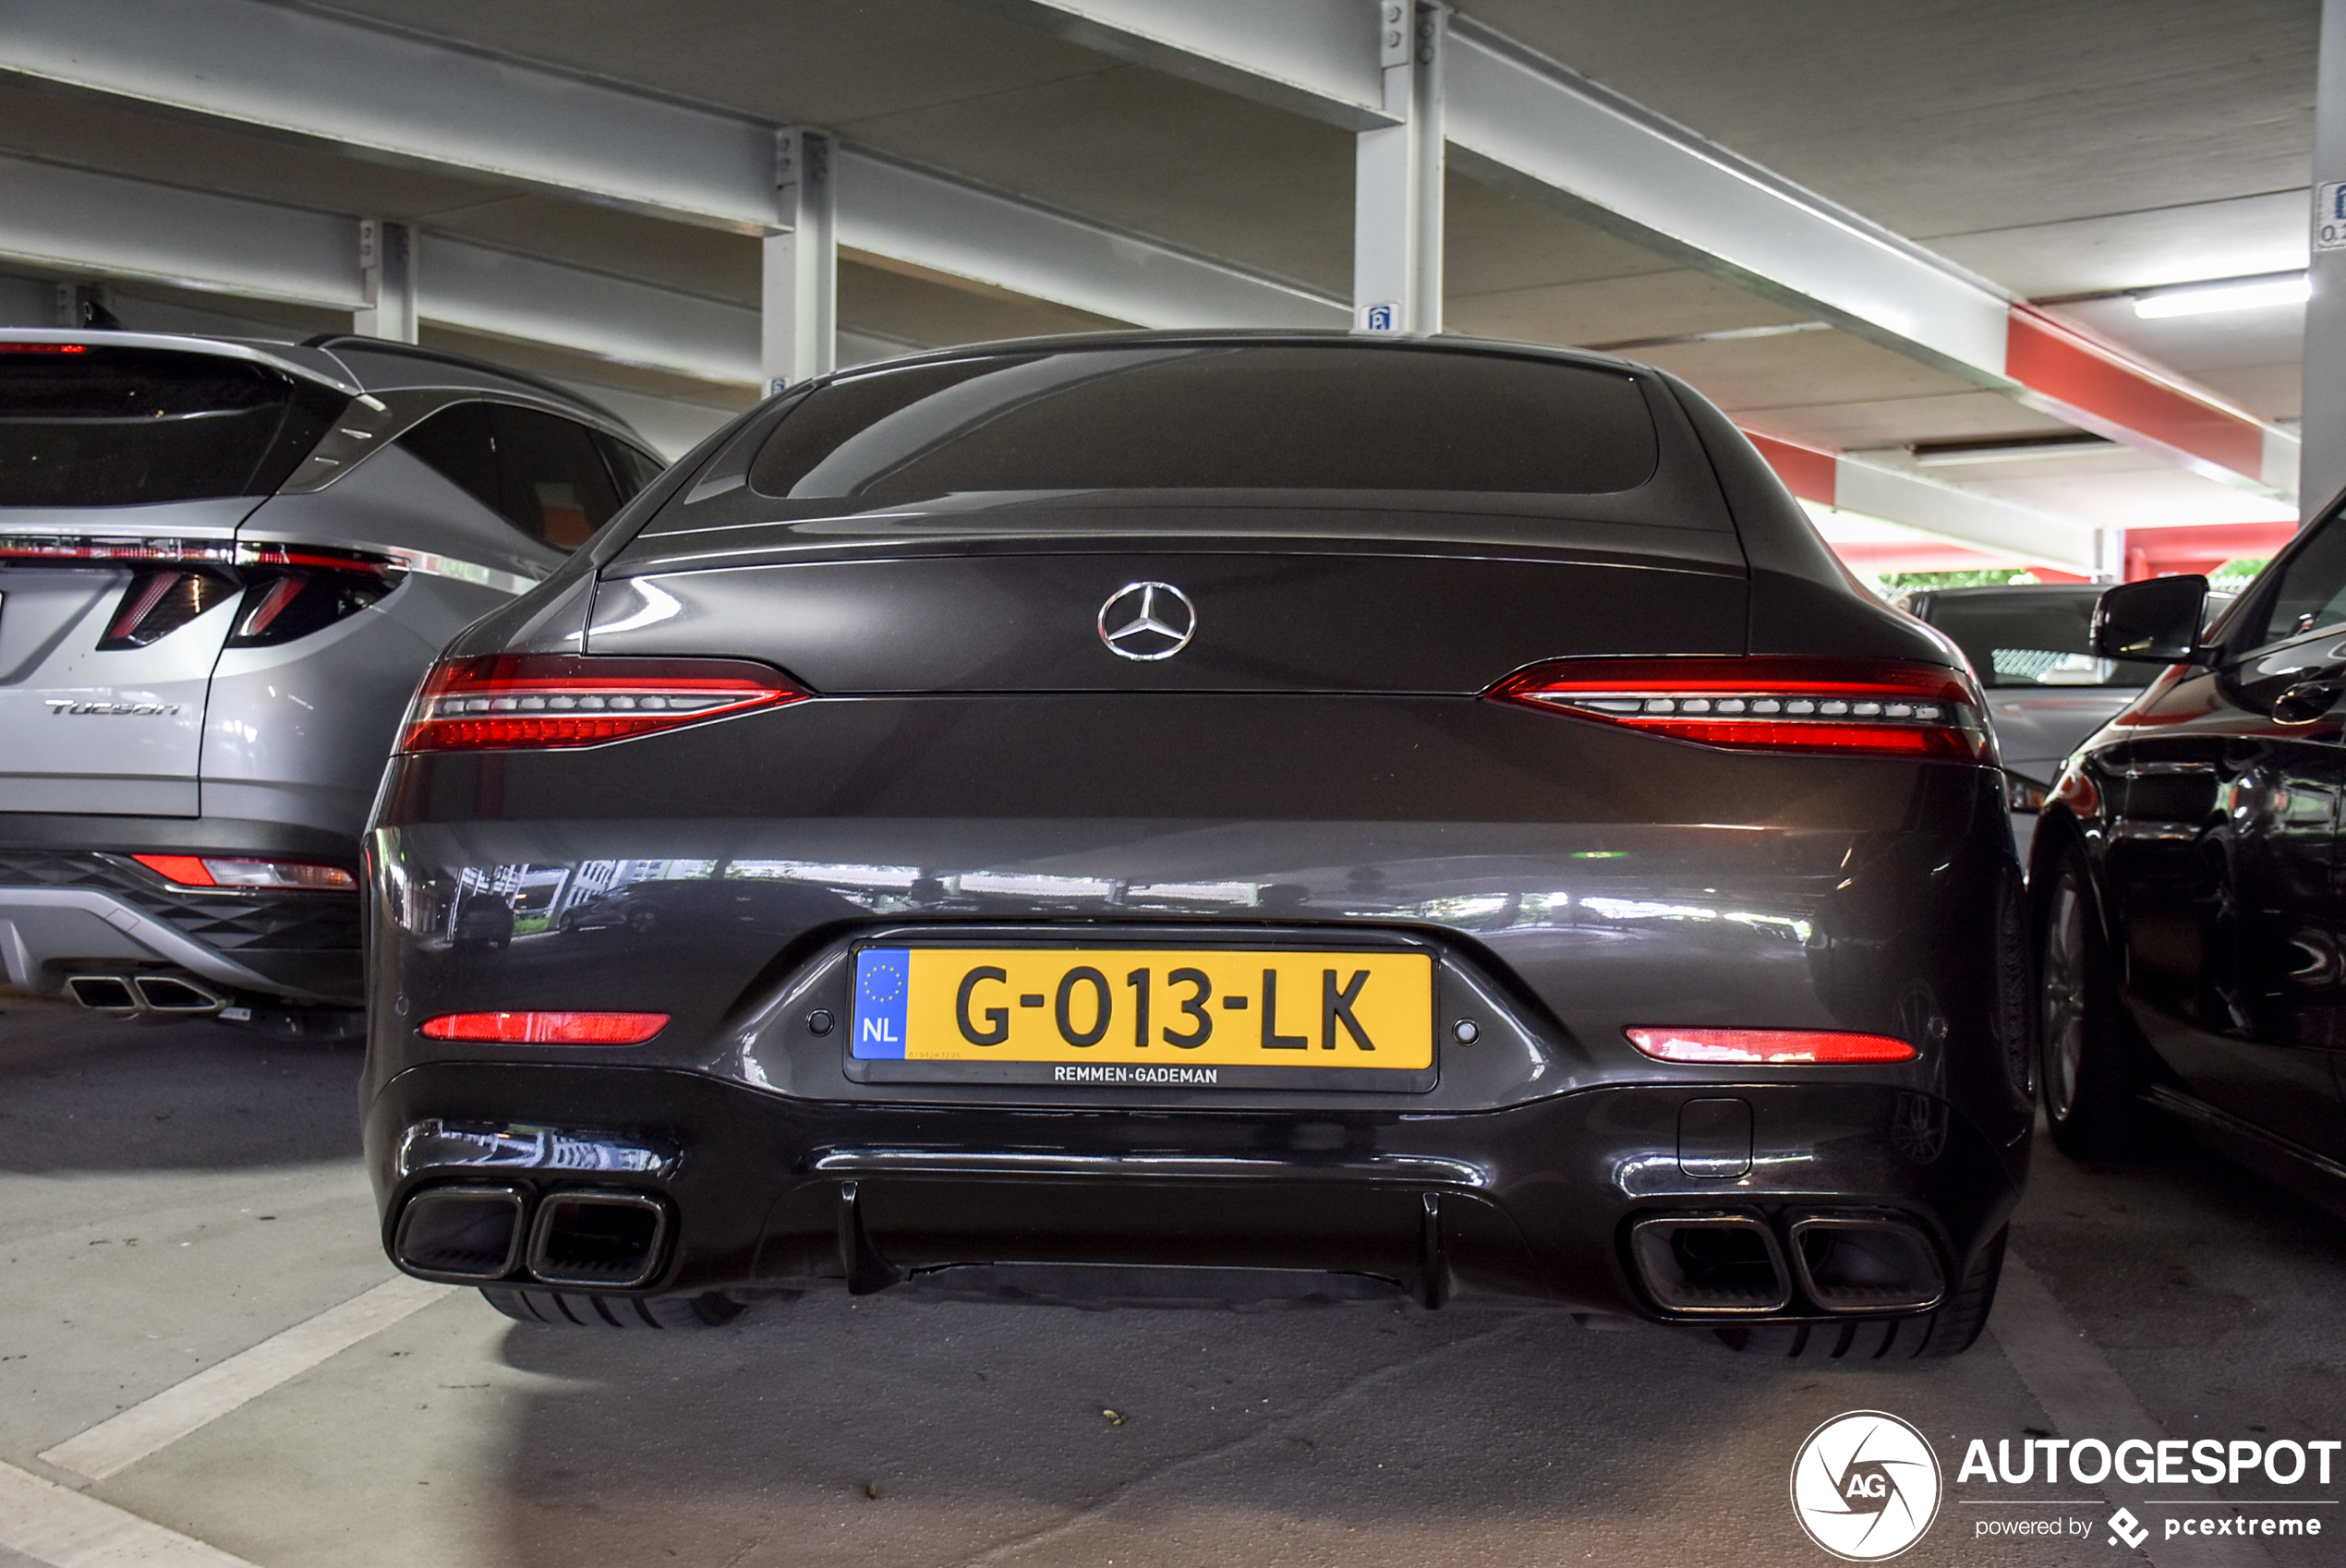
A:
<box><xmin>2037</xmin><ymin>849</ymin><xmax>2143</xmax><ymax>1158</ymax></box>
<box><xmin>480</xmin><ymin>1285</ymin><xmax>751</xmax><ymax>1329</ymax></box>
<box><xmin>1714</xmin><ymin>1225</ymin><xmax>2006</xmax><ymax>1360</ymax></box>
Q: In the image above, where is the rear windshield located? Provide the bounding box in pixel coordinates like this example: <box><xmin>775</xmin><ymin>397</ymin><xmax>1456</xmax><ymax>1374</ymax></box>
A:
<box><xmin>1918</xmin><ymin>589</ymin><xmax>2145</xmax><ymax>689</ymax></box>
<box><xmin>747</xmin><ymin>344</ymin><xmax>1660</xmax><ymax>500</ymax></box>
<box><xmin>0</xmin><ymin>344</ymin><xmax>344</xmax><ymax>508</ymax></box>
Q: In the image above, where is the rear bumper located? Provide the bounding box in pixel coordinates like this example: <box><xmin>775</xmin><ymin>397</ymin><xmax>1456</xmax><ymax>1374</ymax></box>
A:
<box><xmin>366</xmin><ymin>1061</ymin><xmax>2025</xmax><ymax>1321</ymax></box>
<box><xmin>0</xmin><ymin>826</ymin><xmax>360</xmax><ymax>1002</ymax></box>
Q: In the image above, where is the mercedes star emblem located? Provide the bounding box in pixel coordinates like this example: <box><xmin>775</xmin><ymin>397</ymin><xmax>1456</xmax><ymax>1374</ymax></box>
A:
<box><xmin>1096</xmin><ymin>580</ymin><xmax>1197</xmax><ymax>661</ymax></box>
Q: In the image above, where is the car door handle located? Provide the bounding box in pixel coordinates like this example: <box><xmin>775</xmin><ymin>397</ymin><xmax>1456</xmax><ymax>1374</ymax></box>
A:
<box><xmin>2272</xmin><ymin>681</ymin><xmax>2343</xmax><ymax>726</ymax></box>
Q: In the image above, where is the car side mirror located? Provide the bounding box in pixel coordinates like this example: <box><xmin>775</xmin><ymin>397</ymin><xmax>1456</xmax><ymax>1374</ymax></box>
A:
<box><xmin>2093</xmin><ymin>575</ymin><xmax>2211</xmax><ymax>665</ymax></box>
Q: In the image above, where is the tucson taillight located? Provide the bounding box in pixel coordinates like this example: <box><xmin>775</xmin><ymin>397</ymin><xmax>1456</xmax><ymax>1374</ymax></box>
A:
<box><xmin>1487</xmin><ymin>657</ymin><xmax>1992</xmax><ymax>763</ymax></box>
<box><xmin>397</xmin><ymin>654</ymin><xmax>805</xmax><ymax>753</ymax></box>
<box><xmin>130</xmin><ymin>854</ymin><xmax>357</xmax><ymax>890</ymax></box>
<box><xmin>2</xmin><ymin>536</ymin><xmax>401</xmax><ymax>649</ymax></box>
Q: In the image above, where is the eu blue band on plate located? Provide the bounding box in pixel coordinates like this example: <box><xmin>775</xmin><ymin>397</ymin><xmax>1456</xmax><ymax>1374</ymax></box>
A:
<box><xmin>853</xmin><ymin>947</ymin><xmax>909</xmax><ymax>1058</ymax></box>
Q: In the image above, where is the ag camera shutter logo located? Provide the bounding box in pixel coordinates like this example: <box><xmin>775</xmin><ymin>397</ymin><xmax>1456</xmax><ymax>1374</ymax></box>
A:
<box><xmin>1790</xmin><ymin>1411</ymin><xmax>1942</xmax><ymax>1561</ymax></box>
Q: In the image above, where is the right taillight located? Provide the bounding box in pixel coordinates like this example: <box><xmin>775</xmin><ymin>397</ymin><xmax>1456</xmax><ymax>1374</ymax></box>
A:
<box><xmin>397</xmin><ymin>654</ymin><xmax>806</xmax><ymax>753</ymax></box>
<box><xmin>1487</xmin><ymin>656</ymin><xmax>1992</xmax><ymax>763</ymax></box>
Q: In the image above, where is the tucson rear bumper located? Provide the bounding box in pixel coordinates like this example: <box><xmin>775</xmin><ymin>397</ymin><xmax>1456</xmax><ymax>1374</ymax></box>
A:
<box><xmin>367</xmin><ymin>1062</ymin><xmax>2022</xmax><ymax>1321</ymax></box>
<box><xmin>0</xmin><ymin>836</ymin><xmax>360</xmax><ymax>1003</ymax></box>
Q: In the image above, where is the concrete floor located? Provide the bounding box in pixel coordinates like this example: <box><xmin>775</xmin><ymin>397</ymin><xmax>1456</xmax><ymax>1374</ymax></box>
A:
<box><xmin>1</xmin><ymin>987</ymin><xmax>2340</xmax><ymax>1567</ymax></box>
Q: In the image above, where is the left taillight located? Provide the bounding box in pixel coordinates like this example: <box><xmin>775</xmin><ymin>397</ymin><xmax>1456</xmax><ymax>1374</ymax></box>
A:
<box><xmin>1486</xmin><ymin>656</ymin><xmax>1993</xmax><ymax>763</ymax></box>
<box><xmin>1</xmin><ymin>536</ymin><xmax>401</xmax><ymax>650</ymax></box>
<box><xmin>397</xmin><ymin>654</ymin><xmax>807</xmax><ymax>754</ymax></box>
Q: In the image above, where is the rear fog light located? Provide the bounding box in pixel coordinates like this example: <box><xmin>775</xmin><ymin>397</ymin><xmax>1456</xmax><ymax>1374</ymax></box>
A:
<box><xmin>420</xmin><ymin>1011</ymin><xmax>671</xmax><ymax>1045</ymax></box>
<box><xmin>1626</xmin><ymin>1027</ymin><xmax>1917</xmax><ymax>1064</ymax></box>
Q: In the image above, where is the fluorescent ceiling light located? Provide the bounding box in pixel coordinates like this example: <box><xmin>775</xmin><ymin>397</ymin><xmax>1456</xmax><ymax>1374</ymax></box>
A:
<box><xmin>2134</xmin><ymin>274</ymin><xmax>2308</xmax><ymax>319</ymax></box>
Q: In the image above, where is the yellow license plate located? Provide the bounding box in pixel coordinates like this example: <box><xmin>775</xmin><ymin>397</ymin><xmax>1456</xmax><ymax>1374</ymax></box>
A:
<box><xmin>850</xmin><ymin>947</ymin><xmax>1433</xmax><ymax>1078</ymax></box>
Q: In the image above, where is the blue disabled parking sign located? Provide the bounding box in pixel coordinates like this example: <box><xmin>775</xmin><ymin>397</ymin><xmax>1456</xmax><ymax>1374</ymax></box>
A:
<box><xmin>853</xmin><ymin>947</ymin><xmax>908</xmax><ymax>1057</ymax></box>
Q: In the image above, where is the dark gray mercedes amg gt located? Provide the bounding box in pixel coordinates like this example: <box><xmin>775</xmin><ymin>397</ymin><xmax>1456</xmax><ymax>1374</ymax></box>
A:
<box><xmin>363</xmin><ymin>332</ymin><xmax>2033</xmax><ymax>1357</ymax></box>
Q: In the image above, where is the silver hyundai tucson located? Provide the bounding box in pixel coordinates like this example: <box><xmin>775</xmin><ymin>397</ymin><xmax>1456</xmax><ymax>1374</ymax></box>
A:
<box><xmin>0</xmin><ymin>329</ymin><xmax>667</xmax><ymax>1034</ymax></box>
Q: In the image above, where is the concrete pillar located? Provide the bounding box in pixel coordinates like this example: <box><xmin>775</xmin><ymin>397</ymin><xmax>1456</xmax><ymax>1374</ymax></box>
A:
<box><xmin>763</xmin><ymin>127</ymin><xmax>837</xmax><ymax>396</ymax></box>
<box><xmin>355</xmin><ymin>220</ymin><xmax>417</xmax><ymax>343</ymax></box>
<box><xmin>1353</xmin><ymin>2</ymin><xmax>1444</xmax><ymax>335</ymax></box>
<box><xmin>2303</xmin><ymin>0</ymin><xmax>2346</xmax><ymax>519</ymax></box>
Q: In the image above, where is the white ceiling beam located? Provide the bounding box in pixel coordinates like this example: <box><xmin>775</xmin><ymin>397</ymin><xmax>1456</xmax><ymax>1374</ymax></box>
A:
<box><xmin>1441</xmin><ymin>20</ymin><xmax>2013</xmax><ymax>383</ymax></box>
<box><xmin>838</xmin><ymin>150</ymin><xmax>1345</xmax><ymax>331</ymax></box>
<box><xmin>0</xmin><ymin>0</ymin><xmax>778</xmax><ymax>231</ymax></box>
<box><xmin>0</xmin><ymin>0</ymin><xmax>1338</xmax><ymax>335</ymax></box>
<box><xmin>0</xmin><ymin>151</ymin><xmax>363</xmax><ymax>308</ymax></box>
<box><xmin>965</xmin><ymin>0</ymin><xmax>1397</xmax><ymax>129</ymax></box>
<box><xmin>418</xmin><ymin>236</ymin><xmax>759</xmax><ymax>387</ymax></box>
<box><xmin>1829</xmin><ymin>457</ymin><xmax>2098</xmax><ymax>576</ymax></box>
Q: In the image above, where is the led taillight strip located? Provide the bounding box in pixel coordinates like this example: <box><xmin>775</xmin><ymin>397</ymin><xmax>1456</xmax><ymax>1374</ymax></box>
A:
<box><xmin>1488</xmin><ymin>657</ymin><xmax>1992</xmax><ymax>763</ymax></box>
<box><xmin>398</xmin><ymin>654</ymin><xmax>807</xmax><ymax>753</ymax></box>
<box><xmin>0</xmin><ymin>536</ymin><xmax>400</xmax><ymax>577</ymax></box>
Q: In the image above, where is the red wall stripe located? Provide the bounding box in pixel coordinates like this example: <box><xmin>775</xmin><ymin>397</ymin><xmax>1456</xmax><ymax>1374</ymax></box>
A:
<box><xmin>2005</xmin><ymin>309</ymin><xmax>2266</xmax><ymax>481</ymax></box>
<box><xmin>1743</xmin><ymin>430</ymin><xmax>1837</xmax><ymax>505</ymax></box>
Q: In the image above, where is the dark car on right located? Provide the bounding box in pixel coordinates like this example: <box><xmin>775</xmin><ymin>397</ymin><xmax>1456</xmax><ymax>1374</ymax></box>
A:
<box><xmin>2033</xmin><ymin>513</ymin><xmax>2346</xmax><ymax>1194</ymax></box>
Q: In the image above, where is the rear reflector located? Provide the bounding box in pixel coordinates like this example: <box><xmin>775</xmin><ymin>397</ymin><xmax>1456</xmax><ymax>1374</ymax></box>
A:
<box><xmin>1626</xmin><ymin>1027</ymin><xmax>1917</xmax><ymax>1064</ymax></box>
<box><xmin>1489</xmin><ymin>657</ymin><xmax>1992</xmax><ymax>763</ymax></box>
<box><xmin>131</xmin><ymin>854</ymin><xmax>356</xmax><ymax>890</ymax></box>
<box><xmin>420</xmin><ymin>1011</ymin><xmax>671</xmax><ymax>1045</ymax></box>
<box><xmin>398</xmin><ymin>654</ymin><xmax>805</xmax><ymax>753</ymax></box>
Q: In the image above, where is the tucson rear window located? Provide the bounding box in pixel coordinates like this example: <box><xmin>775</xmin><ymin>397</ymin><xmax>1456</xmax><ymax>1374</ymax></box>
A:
<box><xmin>747</xmin><ymin>345</ymin><xmax>1660</xmax><ymax>499</ymax></box>
<box><xmin>1921</xmin><ymin>590</ymin><xmax>2139</xmax><ymax>689</ymax></box>
<box><xmin>0</xmin><ymin>344</ymin><xmax>344</xmax><ymax>508</ymax></box>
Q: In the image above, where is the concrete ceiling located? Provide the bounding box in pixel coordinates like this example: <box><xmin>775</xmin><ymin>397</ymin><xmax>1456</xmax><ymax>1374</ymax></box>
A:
<box><xmin>0</xmin><ymin>0</ymin><xmax>2318</xmax><ymax>549</ymax></box>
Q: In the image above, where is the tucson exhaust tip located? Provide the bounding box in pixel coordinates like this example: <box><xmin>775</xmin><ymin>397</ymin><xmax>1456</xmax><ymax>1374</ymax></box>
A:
<box><xmin>62</xmin><ymin>972</ymin><xmax>229</xmax><ymax>1016</ymax></box>
<box><xmin>62</xmin><ymin>975</ymin><xmax>138</xmax><ymax>1012</ymax></box>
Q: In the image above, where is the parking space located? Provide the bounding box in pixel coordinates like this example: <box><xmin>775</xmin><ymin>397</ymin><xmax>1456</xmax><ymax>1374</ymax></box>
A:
<box><xmin>3</xmin><ymin>991</ymin><xmax>2340</xmax><ymax>1568</ymax></box>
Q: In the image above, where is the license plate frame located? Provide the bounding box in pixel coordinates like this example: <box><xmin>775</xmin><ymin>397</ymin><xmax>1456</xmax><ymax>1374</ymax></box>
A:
<box><xmin>843</xmin><ymin>940</ymin><xmax>1438</xmax><ymax>1092</ymax></box>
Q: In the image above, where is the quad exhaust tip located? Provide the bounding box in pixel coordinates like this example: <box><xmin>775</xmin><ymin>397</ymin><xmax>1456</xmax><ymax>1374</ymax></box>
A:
<box><xmin>528</xmin><ymin>1190</ymin><xmax>670</xmax><ymax>1290</ymax></box>
<box><xmin>1626</xmin><ymin>1209</ymin><xmax>1947</xmax><ymax>1317</ymax></box>
<box><xmin>391</xmin><ymin>1186</ymin><xmax>671</xmax><ymax>1289</ymax></box>
<box><xmin>1786</xmin><ymin>1212</ymin><xmax>1946</xmax><ymax>1313</ymax></box>
<box><xmin>393</xmin><ymin>1184</ymin><xmax>527</xmax><ymax>1282</ymax></box>
<box><xmin>63</xmin><ymin>972</ymin><xmax>229</xmax><ymax>1016</ymax></box>
<box><xmin>1627</xmin><ymin>1212</ymin><xmax>1791</xmax><ymax>1314</ymax></box>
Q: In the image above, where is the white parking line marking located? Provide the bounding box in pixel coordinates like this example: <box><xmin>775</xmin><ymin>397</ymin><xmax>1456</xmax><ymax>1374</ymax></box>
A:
<box><xmin>1991</xmin><ymin>1250</ymin><xmax>2279</xmax><ymax>1568</ymax></box>
<box><xmin>38</xmin><ymin>1276</ymin><xmax>453</xmax><ymax>1484</ymax></box>
<box><xmin>0</xmin><ymin>1462</ymin><xmax>257</xmax><ymax>1568</ymax></box>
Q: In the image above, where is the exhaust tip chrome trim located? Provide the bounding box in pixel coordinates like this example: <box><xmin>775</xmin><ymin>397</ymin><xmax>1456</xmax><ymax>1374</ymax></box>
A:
<box><xmin>1626</xmin><ymin>1212</ymin><xmax>1792</xmax><ymax>1315</ymax></box>
<box><xmin>527</xmin><ymin>1190</ymin><xmax>670</xmax><ymax>1290</ymax></box>
<box><xmin>393</xmin><ymin>1184</ymin><xmax>528</xmax><ymax>1282</ymax></box>
<box><xmin>62</xmin><ymin>974</ymin><xmax>138</xmax><ymax>1012</ymax></box>
<box><xmin>130</xmin><ymin>974</ymin><xmax>228</xmax><ymax>1014</ymax></box>
<box><xmin>1785</xmin><ymin>1211</ymin><xmax>1947</xmax><ymax>1314</ymax></box>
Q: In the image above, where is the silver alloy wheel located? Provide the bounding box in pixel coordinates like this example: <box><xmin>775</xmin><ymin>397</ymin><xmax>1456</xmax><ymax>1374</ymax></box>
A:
<box><xmin>2040</xmin><ymin>870</ymin><xmax>2088</xmax><ymax>1120</ymax></box>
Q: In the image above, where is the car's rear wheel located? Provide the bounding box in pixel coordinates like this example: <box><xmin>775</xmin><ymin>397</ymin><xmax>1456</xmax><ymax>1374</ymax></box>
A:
<box><xmin>1715</xmin><ymin>1224</ymin><xmax>2005</xmax><ymax>1359</ymax></box>
<box><xmin>480</xmin><ymin>1285</ymin><xmax>752</xmax><ymax>1329</ymax></box>
<box><xmin>2038</xmin><ymin>850</ymin><xmax>2142</xmax><ymax>1158</ymax></box>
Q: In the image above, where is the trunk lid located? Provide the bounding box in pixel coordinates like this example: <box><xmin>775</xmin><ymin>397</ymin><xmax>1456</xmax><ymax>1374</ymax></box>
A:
<box><xmin>589</xmin><ymin>504</ymin><xmax>1749</xmax><ymax>694</ymax></box>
